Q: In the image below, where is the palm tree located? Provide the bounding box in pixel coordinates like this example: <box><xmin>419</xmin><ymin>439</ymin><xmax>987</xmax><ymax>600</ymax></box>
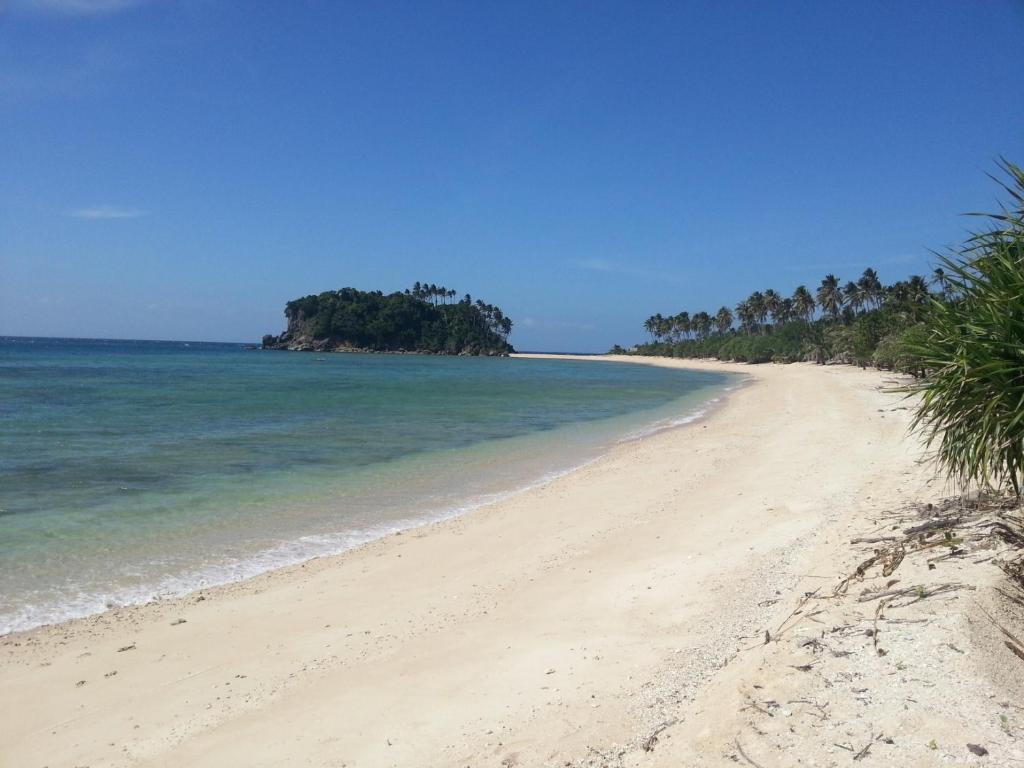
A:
<box><xmin>776</xmin><ymin>297</ymin><xmax>795</xmax><ymax>325</ymax></box>
<box><xmin>735</xmin><ymin>300</ymin><xmax>755</xmax><ymax>334</ymax></box>
<box><xmin>792</xmin><ymin>285</ymin><xmax>815</xmax><ymax>322</ymax></box>
<box><xmin>816</xmin><ymin>274</ymin><xmax>844</xmax><ymax>319</ymax></box>
<box><xmin>674</xmin><ymin>311</ymin><xmax>691</xmax><ymax>341</ymax></box>
<box><xmin>747</xmin><ymin>291</ymin><xmax>767</xmax><ymax>333</ymax></box>
<box><xmin>643</xmin><ymin>316</ymin><xmax>657</xmax><ymax>342</ymax></box>
<box><xmin>649</xmin><ymin>313</ymin><xmax>665</xmax><ymax>341</ymax></box>
<box><xmin>858</xmin><ymin>268</ymin><xmax>884</xmax><ymax>309</ymax></box>
<box><xmin>762</xmin><ymin>289</ymin><xmax>782</xmax><ymax>328</ymax></box>
<box><xmin>714</xmin><ymin>306</ymin><xmax>733</xmax><ymax>335</ymax></box>
<box><xmin>656</xmin><ymin>314</ymin><xmax>672</xmax><ymax>341</ymax></box>
<box><xmin>930</xmin><ymin>267</ymin><xmax>951</xmax><ymax>300</ymax></box>
<box><xmin>888</xmin><ymin>281</ymin><xmax>910</xmax><ymax>304</ymax></box>
<box><xmin>907</xmin><ymin>274</ymin><xmax>930</xmax><ymax>304</ymax></box>
<box><xmin>842</xmin><ymin>281</ymin><xmax>863</xmax><ymax>315</ymax></box>
<box><xmin>692</xmin><ymin>311</ymin><xmax>712</xmax><ymax>339</ymax></box>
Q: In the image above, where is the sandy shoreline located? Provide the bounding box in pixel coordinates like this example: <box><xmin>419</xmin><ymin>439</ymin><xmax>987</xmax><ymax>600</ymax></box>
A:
<box><xmin>2</xmin><ymin>355</ymin><xmax>1019</xmax><ymax>767</ymax></box>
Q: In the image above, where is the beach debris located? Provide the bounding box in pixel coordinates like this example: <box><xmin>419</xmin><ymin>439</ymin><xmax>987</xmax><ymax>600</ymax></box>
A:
<box><xmin>105</xmin><ymin>670</ymin><xmax>117</xmax><ymax>678</ymax></box>
<box><xmin>641</xmin><ymin>719</ymin><xmax>677</xmax><ymax>752</ymax></box>
<box><xmin>170</xmin><ymin>618</ymin><xmax>187</xmax><ymax>626</ymax></box>
<box><xmin>117</xmin><ymin>643</ymin><xmax>136</xmax><ymax>652</ymax></box>
<box><xmin>75</xmin><ymin>679</ymin><xmax>86</xmax><ymax>687</ymax></box>
<box><xmin>967</xmin><ymin>743</ymin><xmax>989</xmax><ymax>756</ymax></box>
<box><xmin>872</xmin><ymin>598</ymin><xmax>890</xmax><ymax>656</ymax></box>
<box><xmin>544</xmin><ymin>667</ymin><xmax>556</xmax><ymax>675</ymax></box>
<box><xmin>768</xmin><ymin>588</ymin><xmax>822</xmax><ymax>640</ymax></box>
<box><xmin>734</xmin><ymin>737</ymin><xmax>765</xmax><ymax>768</ymax></box>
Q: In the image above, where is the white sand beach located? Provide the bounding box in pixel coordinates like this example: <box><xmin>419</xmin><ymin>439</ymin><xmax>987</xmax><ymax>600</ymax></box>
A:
<box><xmin>2</xmin><ymin>356</ymin><xmax>1021</xmax><ymax>767</ymax></box>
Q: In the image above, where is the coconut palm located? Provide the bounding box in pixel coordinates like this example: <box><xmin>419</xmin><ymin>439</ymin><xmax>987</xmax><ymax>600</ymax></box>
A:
<box><xmin>656</xmin><ymin>313</ymin><xmax>672</xmax><ymax>341</ymax></box>
<box><xmin>714</xmin><ymin>306</ymin><xmax>734</xmax><ymax>335</ymax></box>
<box><xmin>747</xmin><ymin>291</ymin><xmax>768</xmax><ymax>333</ymax></box>
<box><xmin>907</xmin><ymin>274</ymin><xmax>930</xmax><ymax>304</ymax></box>
<box><xmin>930</xmin><ymin>267</ymin><xmax>951</xmax><ymax>300</ymax></box>
<box><xmin>842</xmin><ymin>281</ymin><xmax>863</xmax><ymax>315</ymax></box>
<box><xmin>888</xmin><ymin>281</ymin><xmax>910</xmax><ymax>304</ymax></box>
<box><xmin>648</xmin><ymin>313</ymin><xmax>664</xmax><ymax>341</ymax></box>
<box><xmin>776</xmin><ymin>297</ymin><xmax>795</xmax><ymax>325</ymax></box>
<box><xmin>735</xmin><ymin>299</ymin><xmax>755</xmax><ymax>334</ymax></box>
<box><xmin>673</xmin><ymin>311</ymin><xmax>691</xmax><ymax>341</ymax></box>
<box><xmin>691</xmin><ymin>311</ymin><xmax>712</xmax><ymax>339</ymax></box>
<box><xmin>792</xmin><ymin>285</ymin><xmax>815</xmax><ymax>322</ymax></box>
<box><xmin>816</xmin><ymin>274</ymin><xmax>844</xmax><ymax>319</ymax></box>
<box><xmin>858</xmin><ymin>268</ymin><xmax>884</xmax><ymax>309</ymax></box>
<box><xmin>762</xmin><ymin>289</ymin><xmax>782</xmax><ymax>328</ymax></box>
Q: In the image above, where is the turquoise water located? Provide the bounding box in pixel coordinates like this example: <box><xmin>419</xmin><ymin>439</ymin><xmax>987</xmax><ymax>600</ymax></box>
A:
<box><xmin>0</xmin><ymin>337</ymin><xmax>738</xmax><ymax>634</ymax></box>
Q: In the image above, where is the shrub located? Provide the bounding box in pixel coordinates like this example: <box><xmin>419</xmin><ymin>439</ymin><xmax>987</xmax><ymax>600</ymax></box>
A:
<box><xmin>907</xmin><ymin>160</ymin><xmax>1024</xmax><ymax>493</ymax></box>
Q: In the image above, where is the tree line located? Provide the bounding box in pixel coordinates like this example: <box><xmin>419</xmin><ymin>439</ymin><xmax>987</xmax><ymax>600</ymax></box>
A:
<box><xmin>642</xmin><ymin>268</ymin><xmax>942</xmax><ymax>344</ymax></box>
<box><xmin>633</xmin><ymin>265</ymin><xmax>949</xmax><ymax>371</ymax></box>
<box><xmin>631</xmin><ymin>159</ymin><xmax>1024</xmax><ymax>495</ymax></box>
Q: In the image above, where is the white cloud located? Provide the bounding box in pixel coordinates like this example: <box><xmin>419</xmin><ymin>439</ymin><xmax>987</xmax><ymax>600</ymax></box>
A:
<box><xmin>17</xmin><ymin>0</ymin><xmax>145</xmax><ymax>14</ymax></box>
<box><xmin>68</xmin><ymin>205</ymin><xmax>148</xmax><ymax>220</ymax></box>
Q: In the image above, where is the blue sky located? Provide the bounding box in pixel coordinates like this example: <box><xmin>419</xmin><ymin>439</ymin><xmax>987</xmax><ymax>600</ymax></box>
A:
<box><xmin>2</xmin><ymin>1</ymin><xmax>1022</xmax><ymax>351</ymax></box>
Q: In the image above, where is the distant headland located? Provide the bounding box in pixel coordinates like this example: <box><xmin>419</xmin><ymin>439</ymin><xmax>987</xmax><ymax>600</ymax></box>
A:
<box><xmin>262</xmin><ymin>283</ymin><xmax>514</xmax><ymax>356</ymax></box>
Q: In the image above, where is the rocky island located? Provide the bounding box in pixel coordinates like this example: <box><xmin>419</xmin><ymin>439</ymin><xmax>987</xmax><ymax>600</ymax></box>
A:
<box><xmin>262</xmin><ymin>283</ymin><xmax>514</xmax><ymax>355</ymax></box>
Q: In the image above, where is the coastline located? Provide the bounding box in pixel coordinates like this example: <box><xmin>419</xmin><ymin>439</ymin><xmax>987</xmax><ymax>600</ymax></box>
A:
<box><xmin>2</xmin><ymin>356</ymin><xmax>1017</xmax><ymax>766</ymax></box>
<box><xmin>0</xmin><ymin>355</ymin><xmax>736</xmax><ymax>636</ymax></box>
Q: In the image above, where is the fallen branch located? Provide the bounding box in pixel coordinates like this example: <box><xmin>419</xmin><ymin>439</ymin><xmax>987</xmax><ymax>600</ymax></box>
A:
<box><xmin>903</xmin><ymin>517</ymin><xmax>962</xmax><ymax>535</ymax></box>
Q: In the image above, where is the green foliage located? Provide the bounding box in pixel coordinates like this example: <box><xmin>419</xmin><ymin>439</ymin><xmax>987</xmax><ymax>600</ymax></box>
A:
<box><xmin>872</xmin><ymin>324</ymin><xmax>928</xmax><ymax>375</ymax></box>
<box><xmin>907</xmin><ymin>160</ymin><xmax>1024</xmax><ymax>493</ymax></box>
<box><xmin>718</xmin><ymin>321</ymin><xmax>817</xmax><ymax>363</ymax></box>
<box><xmin>633</xmin><ymin>321</ymin><xmax>826</xmax><ymax>364</ymax></box>
<box><xmin>266</xmin><ymin>285</ymin><xmax>513</xmax><ymax>355</ymax></box>
<box><xmin>824</xmin><ymin>305</ymin><xmax>918</xmax><ymax>366</ymax></box>
<box><xmin>638</xmin><ymin>258</ymin><xmax>936</xmax><ymax>367</ymax></box>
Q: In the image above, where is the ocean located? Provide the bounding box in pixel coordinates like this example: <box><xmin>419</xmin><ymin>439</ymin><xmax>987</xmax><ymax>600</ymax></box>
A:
<box><xmin>0</xmin><ymin>337</ymin><xmax>739</xmax><ymax>634</ymax></box>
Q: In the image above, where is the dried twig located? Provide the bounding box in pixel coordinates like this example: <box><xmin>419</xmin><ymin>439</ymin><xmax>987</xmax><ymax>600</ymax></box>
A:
<box><xmin>734</xmin><ymin>737</ymin><xmax>765</xmax><ymax>768</ymax></box>
<box><xmin>872</xmin><ymin>598</ymin><xmax>890</xmax><ymax>656</ymax></box>
<box><xmin>772</xmin><ymin>589</ymin><xmax>822</xmax><ymax>639</ymax></box>
<box><xmin>641</xmin><ymin>719</ymin><xmax>677</xmax><ymax>752</ymax></box>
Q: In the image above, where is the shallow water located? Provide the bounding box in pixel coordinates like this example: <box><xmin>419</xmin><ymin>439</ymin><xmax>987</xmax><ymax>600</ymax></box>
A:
<box><xmin>0</xmin><ymin>337</ymin><xmax>738</xmax><ymax>634</ymax></box>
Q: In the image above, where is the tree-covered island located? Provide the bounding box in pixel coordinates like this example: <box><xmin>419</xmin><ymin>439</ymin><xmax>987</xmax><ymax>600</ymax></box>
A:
<box><xmin>262</xmin><ymin>283</ymin><xmax>514</xmax><ymax>355</ymax></box>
